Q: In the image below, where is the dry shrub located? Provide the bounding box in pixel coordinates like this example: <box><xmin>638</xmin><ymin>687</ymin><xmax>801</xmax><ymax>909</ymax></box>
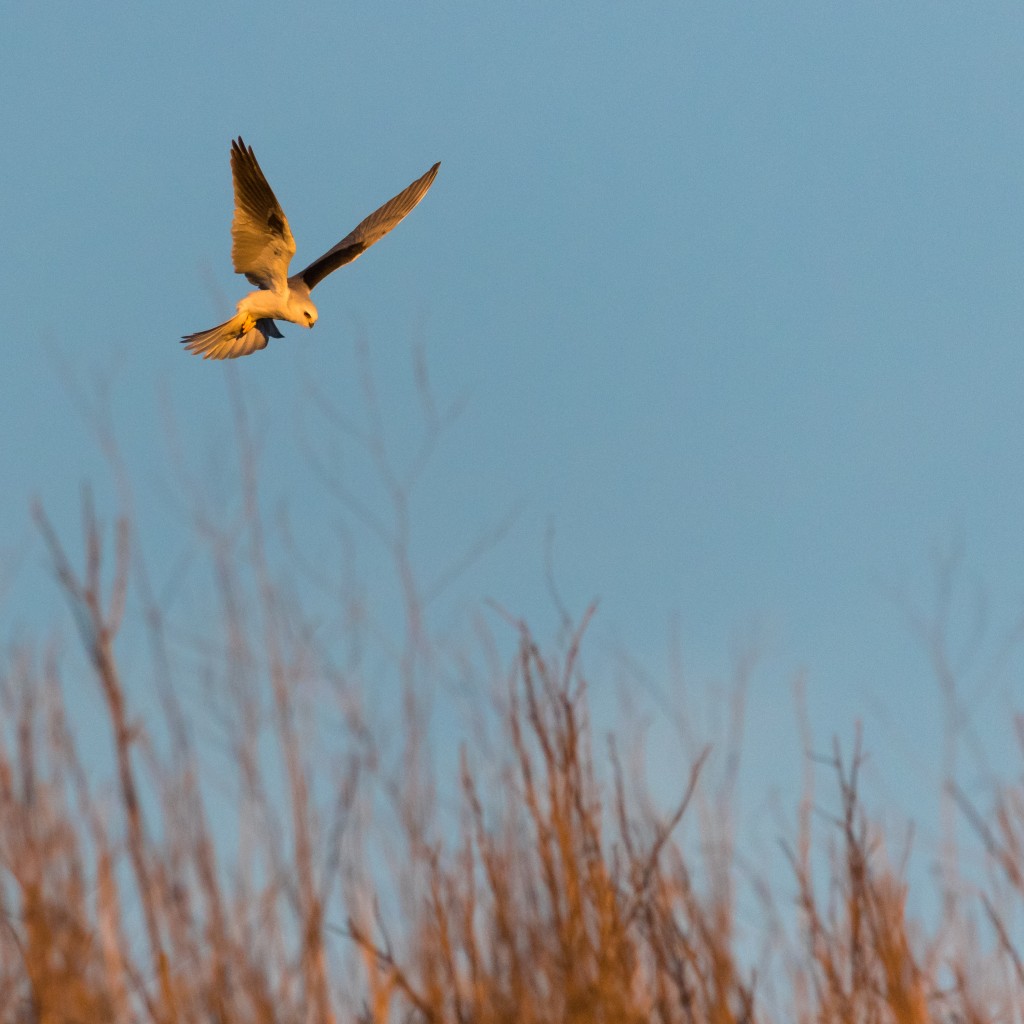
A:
<box><xmin>0</xmin><ymin>376</ymin><xmax>1021</xmax><ymax>1022</ymax></box>
<box><xmin>349</xmin><ymin>612</ymin><xmax>748</xmax><ymax>1024</ymax></box>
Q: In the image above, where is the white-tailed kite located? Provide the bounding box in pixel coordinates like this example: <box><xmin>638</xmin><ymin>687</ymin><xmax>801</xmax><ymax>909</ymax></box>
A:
<box><xmin>183</xmin><ymin>137</ymin><xmax>440</xmax><ymax>359</ymax></box>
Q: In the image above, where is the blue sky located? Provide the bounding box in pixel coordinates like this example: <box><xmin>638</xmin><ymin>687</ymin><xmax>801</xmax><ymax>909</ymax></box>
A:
<box><xmin>4</xmin><ymin>2</ymin><xmax>1024</xmax><ymax>899</ymax></box>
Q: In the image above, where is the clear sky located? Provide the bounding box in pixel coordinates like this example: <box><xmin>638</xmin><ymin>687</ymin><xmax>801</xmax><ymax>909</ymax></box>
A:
<box><xmin>4</xmin><ymin>2</ymin><xmax>1024</xmax><ymax>904</ymax></box>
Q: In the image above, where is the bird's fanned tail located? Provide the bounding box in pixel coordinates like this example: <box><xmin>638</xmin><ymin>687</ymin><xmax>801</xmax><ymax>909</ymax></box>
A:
<box><xmin>181</xmin><ymin>314</ymin><xmax>283</xmax><ymax>360</ymax></box>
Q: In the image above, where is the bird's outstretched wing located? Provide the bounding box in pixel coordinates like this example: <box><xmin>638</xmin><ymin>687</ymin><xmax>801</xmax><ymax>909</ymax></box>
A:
<box><xmin>297</xmin><ymin>162</ymin><xmax>440</xmax><ymax>291</ymax></box>
<box><xmin>230</xmin><ymin>137</ymin><xmax>297</xmax><ymax>291</ymax></box>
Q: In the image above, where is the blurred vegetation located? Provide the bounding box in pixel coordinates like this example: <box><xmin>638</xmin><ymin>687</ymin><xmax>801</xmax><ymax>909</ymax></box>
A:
<box><xmin>1</xmin><ymin>365</ymin><xmax>1022</xmax><ymax>1023</ymax></box>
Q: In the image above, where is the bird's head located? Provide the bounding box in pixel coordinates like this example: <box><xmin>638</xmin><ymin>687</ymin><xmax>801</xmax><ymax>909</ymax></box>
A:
<box><xmin>287</xmin><ymin>280</ymin><xmax>318</xmax><ymax>328</ymax></box>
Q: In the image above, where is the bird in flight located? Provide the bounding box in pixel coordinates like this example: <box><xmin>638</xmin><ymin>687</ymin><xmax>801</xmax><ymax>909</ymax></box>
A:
<box><xmin>183</xmin><ymin>138</ymin><xmax>440</xmax><ymax>359</ymax></box>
